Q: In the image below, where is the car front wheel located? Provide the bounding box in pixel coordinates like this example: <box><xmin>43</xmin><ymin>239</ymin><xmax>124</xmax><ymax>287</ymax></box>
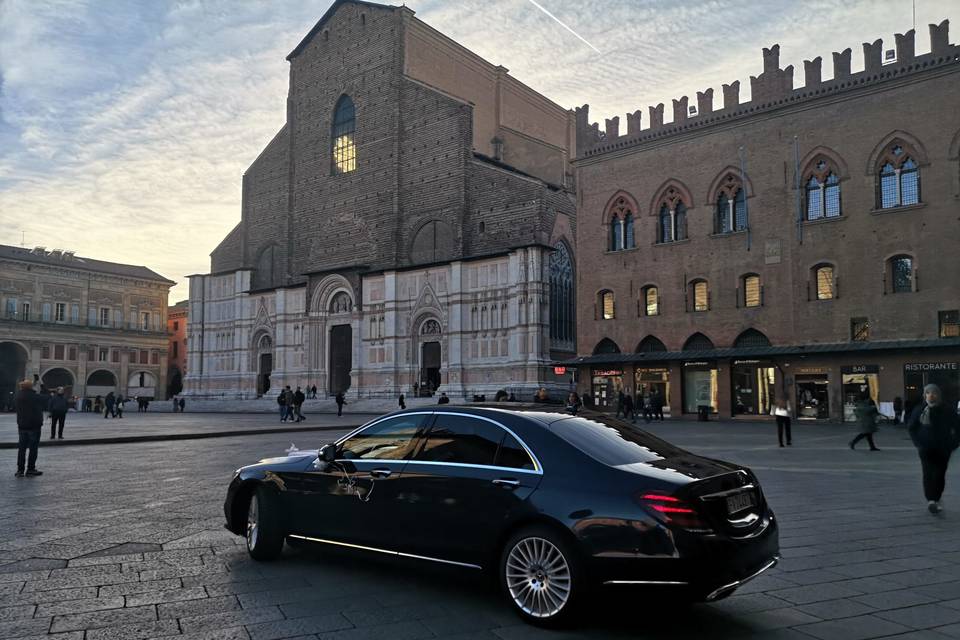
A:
<box><xmin>246</xmin><ymin>486</ymin><xmax>284</xmax><ymax>561</ymax></box>
<box><xmin>500</xmin><ymin>526</ymin><xmax>582</xmax><ymax>626</ymax></box>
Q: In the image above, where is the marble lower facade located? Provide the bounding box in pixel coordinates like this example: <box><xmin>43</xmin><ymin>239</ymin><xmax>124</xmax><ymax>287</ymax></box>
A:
<box><xmin>184</xmin><ymin>247</ymin><xmax>573</xmax><ymax>401</ymax></box>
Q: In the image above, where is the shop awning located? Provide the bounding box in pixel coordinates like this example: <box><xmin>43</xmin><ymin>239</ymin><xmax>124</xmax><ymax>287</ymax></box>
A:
<box><xmin>561</xmin><ymin>337</ymin><xmax>960</xmax><ymax>367</ymax></box>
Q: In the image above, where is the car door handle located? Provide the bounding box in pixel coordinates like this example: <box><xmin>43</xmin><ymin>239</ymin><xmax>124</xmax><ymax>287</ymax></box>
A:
<box><xmin>369</xmin><ymin>468</ymin><xmax>392</xmax><ymax>478</ymax></box>
<box><xmin>492</xmin><ymin>478</ymin><xmax>520</xmax><ymax>488</ymax></box>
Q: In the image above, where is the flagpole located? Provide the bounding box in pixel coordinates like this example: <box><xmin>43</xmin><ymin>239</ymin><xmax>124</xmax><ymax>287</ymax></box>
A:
<box><xmin>794</xmin><ymin>136</ymin><xmax>803</xmax><ymax>244</ymax></box>
<box><xmin>738</xmin><ymin>146</ymin><xmax>750</xmax><ymax>251</ymax></box>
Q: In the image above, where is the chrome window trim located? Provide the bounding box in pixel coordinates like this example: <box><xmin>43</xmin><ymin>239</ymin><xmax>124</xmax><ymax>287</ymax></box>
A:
<box><xmin>423</xmin><ymin>411</ymin><xmax>543</xmax><ymax>474</ymax></box>
<box><xmin>327</xmin><ymin>410</ymin><xmax>543</xmax><ymax>474</ymax></box>
<box><xmin>402</xmin><ymin>460</ymin><xmax>541</xmax><ymax>475</ymax></box>
<box><xmin>286</xmin><ymin>534</ymin><xmax>482</xmax><ymax>570</ymax></box>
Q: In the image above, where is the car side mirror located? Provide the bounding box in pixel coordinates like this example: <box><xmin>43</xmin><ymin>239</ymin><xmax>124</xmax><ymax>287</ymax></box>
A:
<box><xmin>320</xmin><ymin>443</ymin><xmax>337</xmax><ymax>462</ymax></box>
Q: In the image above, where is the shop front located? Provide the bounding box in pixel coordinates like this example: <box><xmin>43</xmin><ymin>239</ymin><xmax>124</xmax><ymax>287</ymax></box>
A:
<box><xmin>682</xmin><ymin>362</ymin><xmax>718</xmax><ymax>414</ymax></box>
<box><xmin>635</xmin><ymin>367</ymin><xmax>671</xmax><ymax>416</ymax></box>
<box><xmin>841</xmin><ymin>365</ymin><xmax>880</xmax><ymax>422</ymax></box>
<box><xmin>794</xmin><ymin>369</ymin><xmax>830</xmax><ymax>420</ymax></box>
<box><xmin>731</xmin><ymin>360</ymin><xmax>777</xmax><ymax>417</ymax></box>
<box><xmin>904</xmin><ymin>361</ymin><xmax>959</xmax><ymax>416</ymax></box>
<box><xmin>591</xmin><ymin>368</ymin><xmax>623</xmax><ymax>409</ymax></box>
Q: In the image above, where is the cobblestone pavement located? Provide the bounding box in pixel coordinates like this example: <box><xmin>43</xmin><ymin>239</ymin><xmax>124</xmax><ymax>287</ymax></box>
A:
<box><xmin>1</xmin><ymin>417</ymin><xmax>959</xmax><ymax>640</ymax></box>
<box><xmin>0</xmin><ymin>411</ymin><xmax>376</xmax><ymax>445</ymax></box>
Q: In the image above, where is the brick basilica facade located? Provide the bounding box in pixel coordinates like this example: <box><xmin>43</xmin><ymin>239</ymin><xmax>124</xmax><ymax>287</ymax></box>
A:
<box><xmin>185</xmin><ymin>0</ymin><xmax>577</xmax><ymax>400</ymax></box>
<box><xmin>571</xmin><ymin>22</ymin><xmax>960</xmax><ymax>422</ymax></box>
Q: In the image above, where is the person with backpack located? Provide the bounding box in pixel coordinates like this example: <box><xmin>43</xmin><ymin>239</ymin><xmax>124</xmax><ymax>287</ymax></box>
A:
<box><xmin>906</xmin><ymin>384</ymin><xmax>960</xmax><ymax>514</ymax></box>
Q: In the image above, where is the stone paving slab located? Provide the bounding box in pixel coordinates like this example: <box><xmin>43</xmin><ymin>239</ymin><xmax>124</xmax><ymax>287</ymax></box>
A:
<box><xmin>1</xmin><ymin>418</ymin><xmax>958</xmax><ymax>639</ymax></box>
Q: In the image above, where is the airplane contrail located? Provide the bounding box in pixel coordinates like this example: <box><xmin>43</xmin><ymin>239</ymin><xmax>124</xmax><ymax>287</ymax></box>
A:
<box><xmin>524</xmin><ymin>0</ymin><xmax>601</xmax><ymax>54</ymax></box>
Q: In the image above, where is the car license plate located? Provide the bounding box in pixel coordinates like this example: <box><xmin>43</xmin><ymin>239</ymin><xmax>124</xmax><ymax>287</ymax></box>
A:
<box><xmin>726</xmin><ymin>491</ymin><xmax>755</xmax><ymax>514</ymax></box>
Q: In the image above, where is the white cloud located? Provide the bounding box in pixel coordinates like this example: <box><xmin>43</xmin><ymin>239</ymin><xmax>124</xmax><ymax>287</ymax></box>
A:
<box><xmin>1</xmin><ymin>0</ymin><xmax>956</xmax><ymax>302</ymax></box>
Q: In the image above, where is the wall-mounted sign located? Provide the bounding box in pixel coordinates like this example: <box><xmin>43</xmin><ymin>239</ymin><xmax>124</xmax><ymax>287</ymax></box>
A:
<box><xmin>841</xmin><ymin>365</ymin><xmax>879</xmax><ymax>374</ymax></box>
<box><xmin>764</xmin><ymin>239</ymin><xmax>782</xmax><ymax>265</ymax></box>
<box><xmin>683</xmin><ymin>361</ymin><xmax>712</xmax><ymax>367</ymax></box>
<box><xmin>796</xmin><ymin>368</ymin><xmax>828</xmax><ymax>375</ymax></box>
<box><xmin>733</xmin><ymin>360</ymin><xmax>762</xmax><ymax>365</ymax></box>
<box><xmin>553</xmin><ymin>366</ymin><xmax>567</xmax><ymax>375</ymax></box>
<box><xmin>592</xmin><ymin>369</ymin><xmax>623</xmax><ymax>377</ymax></box>
<box><xmin>904</xmin><ymin>362</ymin><xmax>959</xmax><ymax>372</ymax></box>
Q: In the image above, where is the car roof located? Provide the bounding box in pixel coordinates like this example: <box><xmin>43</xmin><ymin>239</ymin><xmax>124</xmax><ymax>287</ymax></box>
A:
<box><xmin>400</xmin><ymin>403</ymin><xmax>581</xmax><ymax>426</ymax></box>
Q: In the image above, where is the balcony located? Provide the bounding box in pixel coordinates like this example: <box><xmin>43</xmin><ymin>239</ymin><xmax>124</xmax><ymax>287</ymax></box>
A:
<box><xmin>0</xmin><ymin>310</ymin><xmax>168</xmax><ymax>335</ymax></box>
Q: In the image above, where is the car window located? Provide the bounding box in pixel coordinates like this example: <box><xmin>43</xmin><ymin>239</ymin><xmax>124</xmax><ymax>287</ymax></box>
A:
<box><xmin>339</xmin><ymin>415</ymin><xmax>426</xmax><ymax>460</ymax></box>
<box><xmin>496</xmin><ymin>433</ymin><xmax>536</xmax><ymax>470</ymax></box>
<box><xmin>550</xmin><ymin>416</ymin><xmax>683</xmax><ymax>466</ymax></box>
<box><xmin>414</xmin><ymin>414</ymin><xmax>504</xmax><ymax>466</ymax></box>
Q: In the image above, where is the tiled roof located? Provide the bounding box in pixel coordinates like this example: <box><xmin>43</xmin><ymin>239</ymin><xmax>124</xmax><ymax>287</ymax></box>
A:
<box><xmin>0</xmin><ymin>244</ymin><xmax>175</xmax><ymax>284</ymax></box>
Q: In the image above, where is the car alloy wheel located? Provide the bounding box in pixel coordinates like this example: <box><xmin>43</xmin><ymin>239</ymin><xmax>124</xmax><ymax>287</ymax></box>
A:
<box><xmin>246</xmin><ymin>493</ymin><xmax>259</xmax><ymax>551</ymax></box>
<box><xmin>505</xmin><ymin>536</ymin><xmax>572</xmax><ymax>619</ymax></box>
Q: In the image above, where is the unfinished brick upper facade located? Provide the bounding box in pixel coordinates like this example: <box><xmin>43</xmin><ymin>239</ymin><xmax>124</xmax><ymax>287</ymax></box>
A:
<box><xmin>188</xmin><ymin>0</ymin><xmax>577</xmax><ymax>400</ymax></box>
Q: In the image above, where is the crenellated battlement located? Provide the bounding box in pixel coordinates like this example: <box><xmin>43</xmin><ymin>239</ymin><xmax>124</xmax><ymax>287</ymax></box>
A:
<box><xmin>575</xmin><ymin>20</ymin><xmax>958</xmax><ymax>158</ymax></box>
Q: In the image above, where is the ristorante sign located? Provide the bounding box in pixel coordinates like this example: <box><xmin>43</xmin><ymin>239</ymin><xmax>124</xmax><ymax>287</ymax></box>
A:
<box><xmin>904</xmin><ymin>362</ymin><xmax>959</xmax><ymax>372</ymax></box>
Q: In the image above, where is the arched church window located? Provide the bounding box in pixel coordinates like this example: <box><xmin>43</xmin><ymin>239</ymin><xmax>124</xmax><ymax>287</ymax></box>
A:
<box><xmin>331</xmin><ymin>95</ymin><xmax>356</xmax><ymax>174</ymax></box>
<box><xmin>549</xmin><ymin>242</ymin><xmax>574</xmax><ymax>348</ymax></box>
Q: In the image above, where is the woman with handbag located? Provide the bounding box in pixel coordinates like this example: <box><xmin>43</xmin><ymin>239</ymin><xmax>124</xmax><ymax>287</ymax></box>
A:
<box><xmin>850</xmin><ymin>394</ymin><xmax>880</xmax><ymax>451</ymax></box>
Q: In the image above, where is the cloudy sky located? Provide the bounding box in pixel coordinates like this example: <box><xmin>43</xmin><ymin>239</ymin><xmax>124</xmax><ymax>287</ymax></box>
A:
<box><xmin>1</xmin><ymin>0</ymin><xmax>956</xmax><ymax>301</ymax></box>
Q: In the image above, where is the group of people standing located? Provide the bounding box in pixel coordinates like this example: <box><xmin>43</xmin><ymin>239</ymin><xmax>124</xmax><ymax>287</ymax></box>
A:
<box><xmin>613</xmin><ymin>389</ymin><xmax>666</xmax><ymax>423</ymax></box>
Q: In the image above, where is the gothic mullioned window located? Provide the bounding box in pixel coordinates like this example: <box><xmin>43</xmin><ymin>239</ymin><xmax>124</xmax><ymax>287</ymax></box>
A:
<box><xmin>805</xmin><ymin>158</ymin><xmax>841</xmax><ymax>220</ymax></box>
<box><xmin>549</xmin><ymin>242</ymin><xmax>574</xmax><ymax>348</ymax></box>
<box><xmin>331</xmin><ymin>95</ymin><xmax>356</xmax><ymax>174</ymax></box>
<box><xmin>606</xmin><ymin>194</ymin><xmax>635</xmax><ymax>251</ymax></box>
<box><xmin>714</xmin><ymin>173</ymin><xmax>747</xmax><ymax>234</ymax></box>
<box><xmin>877</xmin><ymin>143</ymin><xmax>920</xmax><ymax>209</ymax></box>
<box><xmin>654</xmin><ymin>185</ymin><xmax>689</xmax><ymax>244</ymax></box>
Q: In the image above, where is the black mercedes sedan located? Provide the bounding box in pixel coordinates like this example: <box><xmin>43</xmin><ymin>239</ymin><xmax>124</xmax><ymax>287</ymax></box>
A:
<box><xmin>224</xmin><ymin>407</ymin><xmax>779</xmax><ymax>624</ymax></box>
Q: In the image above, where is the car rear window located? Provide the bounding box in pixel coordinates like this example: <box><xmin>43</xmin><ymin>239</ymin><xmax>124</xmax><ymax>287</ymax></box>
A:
<box><xmin>550</xmin><ymin>416</ymin><xmax>684</xmax><ymax>466</ymax></box>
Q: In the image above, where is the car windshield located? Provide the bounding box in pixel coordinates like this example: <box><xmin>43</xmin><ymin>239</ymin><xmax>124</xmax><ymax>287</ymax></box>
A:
<box><xmin>550</xmin><ymin>416</ymin><xmax>684</xmax><ymax>466</ymax></box>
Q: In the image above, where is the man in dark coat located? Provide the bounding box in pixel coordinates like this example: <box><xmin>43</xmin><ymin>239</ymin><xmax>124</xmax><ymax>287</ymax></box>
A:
<box><xmin>14</xmin><ymin>380</ymin><xmax>46</xmax><ymax>477</ymax></box>
<box><xmin>850</xmin><ymin>395</ymin><xmax>880</xmax><ymax>451</ymax></box>
<box><xmin>622</xmin><ymin>393</ymin><xmax>635</xmax><ymax>423</ymax></box>
<box><xmin>335</xmin><ymin>392</ymin><xmax>346</xmax><ymax>417</ymax></box>
<box><xmin>293</xmin><ymin>386</ymin><xmax>306</xmax><ymax>423</ymax></box>
<box><xmin>49</xmin><ymin>387</ymin><xmax>68</xmax><ymax>439</ymax></box>
<box><xmin>104</xmin><ymin>392</ymin><xmax>116</xmax><ymax>418</ymax></box>
<box><xmin>650</xmin><ymin>390</ymin><xmax>665</xmax><ymax>421</ymax></box>
<box><xmin>906</xmin><ymin>384</ymin><xmax>960</xmax><ymax>514</ymax></box>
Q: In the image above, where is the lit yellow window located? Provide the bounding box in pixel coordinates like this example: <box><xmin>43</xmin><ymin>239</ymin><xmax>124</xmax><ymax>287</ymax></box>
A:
<box><xmin>816</xmin><ymin>266</ymin><xmax>834</xmax><ymax>300</ymax></box>
<box><xmin>645</xmin><ymin>287</ymin><xmax>658</xmax><ymax>316</ymax></box>
<box><xmin>744</xmin><ymin>276</ymin><xmax>761</xmax><ymax>308</ymax></box>
<box><xmin>693</xmin><ymin>282</ymin><xmax>708</xmax><ymax>312</ymax></box>
<box><xmin>601</xmin><ymin>291</ymin><xmax>615</xmax><ymax>320</ymax></box>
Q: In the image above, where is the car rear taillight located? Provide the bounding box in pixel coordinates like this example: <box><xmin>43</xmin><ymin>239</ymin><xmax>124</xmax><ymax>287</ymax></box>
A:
<box><xmin>638</xmin><ymin>493</ymin><xmax>713</xmax><ymax>534</ymax></box>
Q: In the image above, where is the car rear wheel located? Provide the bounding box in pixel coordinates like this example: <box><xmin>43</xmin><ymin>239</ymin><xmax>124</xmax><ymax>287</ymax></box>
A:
<box><xmin>500</xmin><ymin>526</ymin><xmax>582</xmax><ymax>626</ymax></box>
<box><xmin>246</xmin><ymin>486</ymin><xmax>284</xmax><ymax>561</ymax></box>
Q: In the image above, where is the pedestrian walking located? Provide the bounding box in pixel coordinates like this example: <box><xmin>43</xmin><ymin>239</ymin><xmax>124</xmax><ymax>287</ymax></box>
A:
<box><xmin>615</xmin><ymin>390</ymin><xmax>624</xmax><ymax>418</ymax></box>
<box><xmin>277</xmin><ymin>390</ymin><xmax>287</xmax><ymax>422</ymax></box>
<box><xmin>906</xmin><ymin>384</ymin><xmax>960</xmax><ymax>514</ymax></box>
<box><xmin>893</xmin><ymin>396</ymin><xmax>904</xmax><ymax>424</ymax></box>
<box><xmin>282</xmin><ymin>387</ymin><xmax>294</xmax><ymax>422</ymax></box>
<box><xmin>172</xmin><ymin>396</ymin><xmax>179</xmax><ymax>413</ymax></box>
<box><xmin>311</xmin><ymin>385</ymin><xmax>317</xmax><ymax>399</ymax></box>
<box><xmin>850</xmin><ymin>395</ymin><xmax>880</xmax><ymax>451</ymax></box>
<box><xmin>293</xmin><ymin>386</ymin><xmax>306</xmax><ymax>422</ymax></box>
<box><xmin>772</xmin><ymin>398</ymin><xmax>792</xmax><ymax>447</ymax></box>
<box><xmin>14</xmin><ymin>379</ymin><xmax>45</xmax><ymax>477</ymax></box>
<box><xmin>104</xmin><ymin>392</ymin><xmax>116</xmax><ymax>418</ymax></box>
<box><xmin>650</xmin><ymin>390</ymin><xmax>665</xmax><ymax>421</ymax></box>
<box><xmin>622</xmin><ymin>393</ymin><xmax>635</xmax><ymax>423</ymax></box>
<box><xmin>49</xmin><ymin>387</ymin><xmax>68</xmax><ymax>440</ymax></box>
<box><xmin>178</xmin><ymin>398</ymin><xmax>185</xmax><ymax>413</ymax></box>
<box><xmin>94</xmin><ymin>395</ymin><xmax>102</xmax><ymax>414</ymax></box>
<box><xmin>437</xmin><ymin>392</ymin><xmax>450</xmax><ymax>405</ymax></box>
<box><xmin>398</xmin><ymin>393</ymin><xmax>406</xmax><ymax>410</ymax></box>
<box><xmin>116</xmin><ymin>395</ymin><xmax>125</xmax><ymax>418</ymax></box>
<box><xmin>335</xmin><ymin>391</ymin><xmax>346</xmax><ymax>417</ymax></box>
